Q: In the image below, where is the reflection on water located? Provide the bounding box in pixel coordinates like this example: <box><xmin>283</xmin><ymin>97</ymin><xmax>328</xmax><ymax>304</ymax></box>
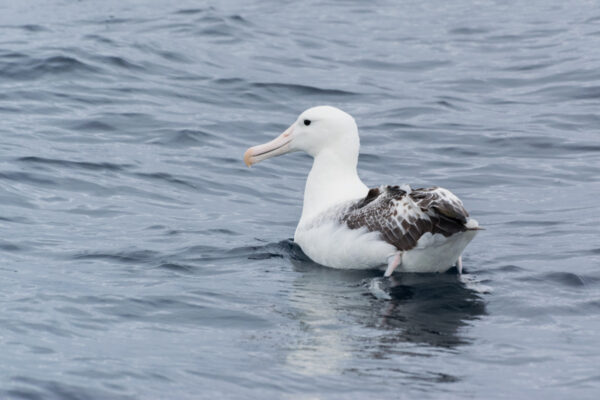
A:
<box><xmin>375</xmin><ymin>274</ymin><xmax>487</xmax><ymax>348</ymax></box>
<box><xmin>281</xmin><ymin>240</ymin><xmax>486</xmax><ymax>376</ymax></box>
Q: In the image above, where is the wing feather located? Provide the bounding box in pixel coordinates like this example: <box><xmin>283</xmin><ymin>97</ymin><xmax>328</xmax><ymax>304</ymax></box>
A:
<box><xmin>339</xmin><ymin>185</ymin><xmax>470</xmax><ymax>251</ymax></box>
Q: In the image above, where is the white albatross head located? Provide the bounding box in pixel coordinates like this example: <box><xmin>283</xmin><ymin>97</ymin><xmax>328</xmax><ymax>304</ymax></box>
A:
<box><xmin>244</xmin><ymin>106</ymin><xmax>360</xmax><ymax>167</ymax></box>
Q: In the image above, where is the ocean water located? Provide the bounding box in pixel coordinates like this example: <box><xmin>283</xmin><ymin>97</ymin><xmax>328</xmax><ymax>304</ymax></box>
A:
<box><xmin>1</xmin><ymin>0</ymin><xmax>600</xmax><ymax>398</ymax></box>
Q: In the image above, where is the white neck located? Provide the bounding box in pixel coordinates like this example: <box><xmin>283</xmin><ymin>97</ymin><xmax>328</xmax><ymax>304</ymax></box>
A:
<box><xmin>298</xmin><ymin>148</ymin><xmax>368</xmax><ymax>226</ymax></box>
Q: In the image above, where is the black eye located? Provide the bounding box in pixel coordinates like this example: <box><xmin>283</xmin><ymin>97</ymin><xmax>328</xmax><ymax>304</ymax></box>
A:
<box><xmin>303</xmin><ymin>119</ymin><xmax>311</xmax><ymax>126</ymax></box>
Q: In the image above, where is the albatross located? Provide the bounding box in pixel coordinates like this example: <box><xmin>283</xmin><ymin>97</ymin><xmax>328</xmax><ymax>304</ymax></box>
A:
<box><xmin>243</xmin><ymin>106</ymin><xmax>479</xmax><ymax>276</ymax></box>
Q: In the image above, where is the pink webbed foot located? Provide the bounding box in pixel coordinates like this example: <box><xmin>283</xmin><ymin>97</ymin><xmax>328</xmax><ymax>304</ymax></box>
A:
<box><xmin>384</xmin><ymin>252</ymin><xmax>402</xmax><ymax>277</ymax></box>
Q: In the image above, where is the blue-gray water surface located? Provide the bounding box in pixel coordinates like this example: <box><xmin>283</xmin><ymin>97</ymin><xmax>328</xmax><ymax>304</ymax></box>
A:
<box><xmin>1</xmin><ymin>0</ymin><xmax>600</xmax><ymax>399</ymax></box>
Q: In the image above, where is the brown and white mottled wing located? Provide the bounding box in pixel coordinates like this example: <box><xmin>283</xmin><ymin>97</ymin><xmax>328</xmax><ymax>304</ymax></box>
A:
<box><xmin>339</xmin><ymin>185</ymin><xmax>470</xmax><ymax>252</ymax></box>
<box><xmin>409</xmin><ymin>186</ymin><xmax>469</xmax><ymax>225</ymax></box>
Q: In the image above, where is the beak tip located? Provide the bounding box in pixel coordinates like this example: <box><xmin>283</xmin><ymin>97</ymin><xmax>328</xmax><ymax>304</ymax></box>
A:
<box><xmin>243</xmin><ymin>148</ymin><xmax>253</xmax><ymax>167</ymax></box>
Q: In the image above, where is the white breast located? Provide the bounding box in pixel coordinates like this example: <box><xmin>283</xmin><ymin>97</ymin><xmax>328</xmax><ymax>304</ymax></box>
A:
<box><xmin>294</xmin><ymin>221</ymin><xmax>395</xmax><ymax>269</ymax></box>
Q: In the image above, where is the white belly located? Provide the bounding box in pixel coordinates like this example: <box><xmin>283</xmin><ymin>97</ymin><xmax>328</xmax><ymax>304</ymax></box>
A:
<box><xmin>294</xmin><ymin>221</ymin><xmax>478</xmax><ymax>273</ymax></box>
<box><xmin>294</xmin><ymin>222</ymin><xmax>395</xmax><ymax>269</ymax></box>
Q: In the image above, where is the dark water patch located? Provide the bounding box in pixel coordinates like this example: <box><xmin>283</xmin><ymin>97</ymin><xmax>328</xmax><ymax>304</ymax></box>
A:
<box><xmin>525</xmin><ymin>28</ymin><xmax>567</xmax><ymax>37</ymax></box>
<box><xmin>584</xmin><ymin>15</ymin><xmax>600</xmax><ymax>24</ymax></box>
<box><xmin>0</xmin><ymin>240</ymin><xmax>22</xmax><ymax>252</ymax></box>
<box><xmin>584</xmin><ymin>300</ymin><xmax>600</xmax><ymax>311</ymax></box>
<box><xmin>384</xmin><ymin>106</ymin><xmax>444</xmax><ymax>119</ymax></box>
<box><xmin>73</xmin><ymin>250</ymin><xmax>162</xmax><ymax>265</ymax></box>
<box><xmin>178</xmin><ymin>243</ymin><xmax>228</xmax><ymax>252</ymax></box>
<box><xmin>55</xmin><ymin>306</ymin><xmax>92</xmax><ymax>319</ymax></box>
<box><xmin>357</xmin><ymin>153</ymin><xmax>382</xmax><ymax>164</ymax></box>
<box><xmin>228</xmin><ymin>14</ymin><xmax>249</xmax><ymax>24</ymax></box>
<box><xmin>534</xmin><ymin>120</ymin><xmax>599</xmax><ymax>135</ymax></box>
<box><xmin>394</xmin><ymin>60</ymin><xmax>451</xmax><ymax>72</ymax></box>
<box><xmin>93</xmin><ymin>55</ymin><xmax>145</xmax><ymax>71</ymax></box>
<box><xmin>180</xmin><ymin>241</ymin><xmax>304</xmax><ymax>265</ymax></box>
<box><xmin>449</xmin><ymin>27</ymin><xmax>490</xmax><ymax>35</ymax></box>
<box><xmin>248</xmin><ymin>252</ymin><xmax>283</xmax><ymax>260</ymax></box>
<box><xmin>226</xmin><ymin>243</ymin><xmax>290</xmax><ymax>261</ymax></box>
<box><xmin>102</xmin><ymin>17</ymin><xmax>134</xmax><ymax>25</ymax></box>
<box><xmin>196</xmin><ymin>23</ymin><xmax>250</xmax><ymax>41</ymax></box>
<box><xmin>251</xmin><ymin>82</ymin><xmax>358</xmax><ymax>97</ymax></box>
<box><xmin>68</xmin><ymin>120</ymin><xmax>116</xmax><ymax>133</ymax></box>
<box><xmin>147</xmin><ymin>129</ymin><xmax>216</xmax><ymax>147</ymax></box>
<box><xmin>0</xmin><ymin>215</ymin><xmax>30</xmax><ymax>224</ymax></box>
<box><xmin>481</xmin><ymin>264</ymin><xmax>526</xmax><ymax>274</ymax></box>
<box><xmin>538</xmin><ymin>112</ymin><xmax>600</xmax><ymax>127</ymax></box>
<box><xmin>506</xmin><ymin>219</ymin><xmax>562</xmax><ymax>227</ymax></box>
<box><xmin>0</xmin><ymin>51</ymin><xmax>28</xmax><ymax>59</ymax></box>
<box><xmin>0</xmin><ymin>192</ymin><xmax>39</xmax><ymax>210</ymax></box>
<box><xmin>192</xmin><ymin>12</ymin><xmax>251</xmax><ymax>26</ymax></box>
<box><xmin>207</xmin><ymin>156</ymin><xmax>249</xmax><ymax>168</ymax></box>
<box><xmin>353</xmin><ymin>59</ymin><xmax>450</xmax><ymax>72</ymax></box>
<box><xmin>81</xmin><ymin>15</ymin><xmax>146</xmax><ymax>26</ymax></box>
<box><xmin>368</xmin><ymin>122</ymin><xmax>417</xmax><ymax>130</ymax></box>
<box><xmin>295</xmin><ymin>37</ymin><xmax>327</xmax><ymax>50</ymax></box>
<box><xmin>202</xmin><ymin>228</ymin><xmax>241</xmax><ymax>236</ymax></box>
<box><xmin>20</xmin><ymin>24</ymin><xmax>49</xmax><ymax>33</ymax></box>
<box><xmin>435</xmin><ymin>99</ymin><xmax>464</xmax><ymax>110</ymax></box>
<box><xmin>17</xmin><ymin>157</ymin><xmax>131</xmax><ymax>172</ymax></box>
<box><xmin>134</xmin><ymin>172</ymin><xmax>197</xmax><ymax>190</ymax></box>
<box><xmin>525</xmin><ymin>85</ymin><xmax>600</xmax><ymax>101</ymax></box>
<box><xmin>0</xmin><ymin>172</ymin><xmax>120</xmax><ymax>198</ymax></box>
<box><xmin>212</xmin><ymin>77</ymin><xmax>246</xmax><ymax>87</ymax></box>
<box><xmin>17</xmin><ymin>321</ymin><xmax>76</xmax><ymax>339</ymax></box>
<box><xmin>96</xmin><ymin>295</ymin><xmax>270</xmax><ymax>328</ymax></box>
<box><xmin>490</xmin><ymin>70</ymin><xmax>600</xmax><ymax>90</ymax></box>
<box><xmin>0</xmin><ymin>55</ymin><xmax>100</xmax><ymax>81</ymax></box>
<box><xmin>61</xmin><ymin>206</ymin><xmax>129</xmax><ymax>218</ymax></box>
<box><xmin>486</xmin><ymin>34</ymin><xmax>532</xmax><ymax>43</ymax></box>
<box><xmin>156</xmin><ymin>262</ymin><xmax>197</xmax><ymax>274</ymax></box>
<box><xmin>0</xmin><ymin>171</ymin><xmax>56</xmax><ymax>185</ymax></box>
<box><xmin>67</xmin><ymin>368</ymin><xmax>171</xmax><ymax>383</ymax></box>
<box><xmin>432</xmin><ymin>145</ymin><xmax>482</xmax><ymax>157</ymax></box>
<box><xmin>145</xmin><ymin>20</ymin><xmax>192</xmax><ymax>33</ymax></box>
<box><xmin>174</xmin><ymin>8</ymin><xmax>215</xmax><ymax>15</ymax></box>
<box><xmin>6</xmin><ymin>377</ymin><xmax>133</xmax><ymax>400</ymax></box>
<box><xmin>48</xmin><ymin>92</ymin><xmax>115</xmax><ymax>107</ymax></box>
<box><xmin>438</xmin><ymin>77</ymin><xmax>490</xmax><ymax>93</ymax></box>
<box><xmin>483</xmin><ymin>135</ymin><xmax>591</xmax><ymax>157</ymax></box>
<box><xmin>142</xmin><ymin>46</ymin><xmax>191</xmax><ymax>64</ymax></box>
<box><xmin>501</xmin><ymin>62</ymin><xmax>552</xmax><ymax>72</ymax></box>
<box><xmin>0</xmin><ymin>105</ymin><xmax>20</xmax><ymax>112</ymax></box>
<box><xmin>573</xmin><ymin>86</ymin><xmax>600</xmax><ymax>100</ymax></box>
<box><xmin>30</xmin><ymin>346</ymin><xmax>54</xmax><ymax>355</ymax></box>
<box><xmin>144</xmin><ymin>224</ymin><xmax>167</xmax><ymax>230</ymax></box>
<box><xmin>83</xmin><ymin>34</ymin><xmax>118</xmax><ymax>46</ymax></box>
<box><xmin>523</xmin><ymin>272</ymin><xmax>590</xmax><ymax>288</ymax></box>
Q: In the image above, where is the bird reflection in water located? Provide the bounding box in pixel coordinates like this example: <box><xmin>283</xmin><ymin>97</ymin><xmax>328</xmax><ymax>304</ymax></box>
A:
<box><xmin>372</xmin><ymin>273</ymin><xmax>487</xmax><ymax>348</ymax></box>
<box><xmin>280</xmin><ymin>240</ymin><xmax>487</xmax><ymax>376</ymax></box>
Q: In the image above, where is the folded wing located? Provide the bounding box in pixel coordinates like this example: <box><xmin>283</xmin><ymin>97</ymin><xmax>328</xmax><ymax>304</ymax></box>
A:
<box><xmin>340</xmin><ymin>185</ymin><xmax>470</xmax><ymax>251</ymax></box>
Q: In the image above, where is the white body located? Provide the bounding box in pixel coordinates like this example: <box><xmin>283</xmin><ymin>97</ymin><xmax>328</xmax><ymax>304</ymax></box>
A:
<box><xmin>294</xmin><ymin>181</ymin><xmax>478</xmax><ymax>272</ymax></box>
<box><xmin>296</xmin><ymin>220</ymin><xmax>477</xmax><ymax>272</ymax></box>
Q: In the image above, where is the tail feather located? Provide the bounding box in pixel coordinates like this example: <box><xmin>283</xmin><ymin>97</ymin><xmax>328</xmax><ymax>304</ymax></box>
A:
<box><xmin>465</xmin><ymin>218</ymin><xmax>483</xmax><ymax>230</ymax></box>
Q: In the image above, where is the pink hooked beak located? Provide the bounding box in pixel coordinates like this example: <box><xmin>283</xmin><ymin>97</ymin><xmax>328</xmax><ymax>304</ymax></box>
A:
<box><xmin>244</xmin><ymin>124</ymin><xmax>294</xmax><ymax>167</ymax></box>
